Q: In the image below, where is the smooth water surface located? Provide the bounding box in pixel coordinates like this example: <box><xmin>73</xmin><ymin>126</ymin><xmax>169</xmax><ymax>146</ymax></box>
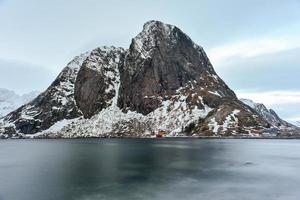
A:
<box><xmin>0</xmin><ymin>139</ymin><xmax>300</xmax><ymax>200</ymax></box>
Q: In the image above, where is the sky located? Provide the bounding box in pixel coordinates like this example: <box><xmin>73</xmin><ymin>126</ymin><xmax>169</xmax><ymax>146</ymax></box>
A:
<box><xmin>0</xmin><ymin>0</ymin><xmax>299</xmax><ymax>122</ymax></box>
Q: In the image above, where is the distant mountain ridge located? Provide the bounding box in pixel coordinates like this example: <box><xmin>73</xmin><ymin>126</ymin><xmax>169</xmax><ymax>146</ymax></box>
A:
<box><xmin>240</xmin><ymin>99</ymin><xmax>298</xmax><ymax>131</ymax></box>
<box><xmin>0</xmin><ymin>21</ymin><xmax>299</xmax><ymax>138</ymax></box>
<box><xmin>0</xmin><ymin>88</ymin><xmax>39</xmax><ymax>118</ymax></box>
<box><xmin>289</xmin><ymin>120</ymin><xmax>300</xmax><ymax>128</ymax></box>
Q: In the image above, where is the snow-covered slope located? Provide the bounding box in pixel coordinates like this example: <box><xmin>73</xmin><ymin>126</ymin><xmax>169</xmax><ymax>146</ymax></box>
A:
<box><xmin>0</xmin><ymin>88</ymin><xmax>39</xmax><ymax>118</ymax></box>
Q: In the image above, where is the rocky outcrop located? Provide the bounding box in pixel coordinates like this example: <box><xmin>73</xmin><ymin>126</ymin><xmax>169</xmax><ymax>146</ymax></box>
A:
<box><xmin>1</xmin><ymin>20</ymin><xmax>298</xmax><ymax>138</ymax></box>
<box><xmin>75</xmin><ymin>47</ymin><xmax>125</xmax><ymax>118</ymax></box>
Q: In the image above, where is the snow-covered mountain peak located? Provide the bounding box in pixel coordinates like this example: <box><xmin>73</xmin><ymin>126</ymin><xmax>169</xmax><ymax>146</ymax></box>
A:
<box><xmin>142</xmin><ymin>20</ymin><xmax>175</xmax><ymax>35</ymax></box>
<box><xmin>132</xmin><ymin>20</ymin><xmax>192</xmax><ymax>59</ymax></box>
<box><xmin>66</xmin><ymin>51</ymin><xmax>91</xmax><ymax>69</ymax></box>
<box><xmin>141</xmin><ymin>20</ymin><xmax>204</xmax><ymax>50</ymax></box>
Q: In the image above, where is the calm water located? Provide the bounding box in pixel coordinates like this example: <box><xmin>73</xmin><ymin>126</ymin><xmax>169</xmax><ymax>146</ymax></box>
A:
<box><xmin>0</xmin><ymin>139</ymin><xmax>300</xmax><ymax>200</ymax></box>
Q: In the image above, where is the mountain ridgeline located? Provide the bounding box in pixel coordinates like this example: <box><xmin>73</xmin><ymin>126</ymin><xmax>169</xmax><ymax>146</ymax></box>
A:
<box><xmin>0</xmin><ymin>21</ymin><xmax>299</xmax><ymax>138</ymax></box>
<box><xmin>0</xmin><ymin>88</ymin><xmax>39</xmax><ymax>118</ymax></box>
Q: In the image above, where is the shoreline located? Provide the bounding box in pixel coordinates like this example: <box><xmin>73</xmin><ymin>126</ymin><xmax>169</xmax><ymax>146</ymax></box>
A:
<box><xmin>3</xmin><ymin>135</ymin><xmax>300</xmax><ymax>140</ymax></box>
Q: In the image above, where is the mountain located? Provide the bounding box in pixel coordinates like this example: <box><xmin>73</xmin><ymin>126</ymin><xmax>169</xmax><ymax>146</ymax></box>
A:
<box><xmin>0</xmin><ymin>20</ymin><xmax>298</xmax><ymax>138</ymax></box>
<box><xmin>0</xmin><ymin>52</ymin><xmax>90</xmax><ymax>137</ymax></box>
<box><xmin>0</xmin><ymin>88</ymin><xmax>39</xmax><ymax>118</ymax></box>
<box><xmin>294</xmin><ymin>121</ymin><xmax>300</xmax><ymax>128</ymax></box>
<box><xmin>286</xmin><ymin>120</ymin><xmax>300</xmax><ymax>128</ymax></box>
<box><xmin>240</xmin><ymin>99</ymin><xmax>300</xmax><ymax>135</ymax></box>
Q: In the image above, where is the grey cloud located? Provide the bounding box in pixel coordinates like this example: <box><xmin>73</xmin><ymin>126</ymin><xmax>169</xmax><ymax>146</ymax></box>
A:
<box><xmin>0</xmin><ymin>59</ymin><xmax>56</xmax><ymax>94</ymax></box>
<box><xmin>214</xmin><ymin>48</ymin><xmax>300</xmax><ymax>92</ymax></box>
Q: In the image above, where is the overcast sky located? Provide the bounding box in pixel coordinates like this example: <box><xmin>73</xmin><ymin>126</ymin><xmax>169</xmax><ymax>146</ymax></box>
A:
<box><xmin>0</xmin><ymin>0</ymin><xmax>299</xmax><ymax>122</ymax></box>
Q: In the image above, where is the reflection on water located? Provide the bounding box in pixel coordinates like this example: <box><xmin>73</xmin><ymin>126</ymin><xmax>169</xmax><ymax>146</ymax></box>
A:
<box><xmin>0</xmin><ymin>139</ymin><xmax>300</xmax><ymax>200</ymax></box>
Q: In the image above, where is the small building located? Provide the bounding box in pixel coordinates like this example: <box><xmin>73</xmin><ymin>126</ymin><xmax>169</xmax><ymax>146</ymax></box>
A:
<box><xmin>156</xmin><ymin>130</ymin><xmax>167</xmax><ymax>138</ymax></box>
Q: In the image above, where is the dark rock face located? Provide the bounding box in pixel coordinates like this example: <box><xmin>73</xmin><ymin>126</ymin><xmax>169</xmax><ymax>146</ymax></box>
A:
<box><xmin>75</xmin><ymin>47</ymin><xmax>125</xmax><ymax>118</ymax></box>
<box><xmin>118</xmin><ymin>21</ymin><xmax>236</xmax><ymax>115</ymax></box>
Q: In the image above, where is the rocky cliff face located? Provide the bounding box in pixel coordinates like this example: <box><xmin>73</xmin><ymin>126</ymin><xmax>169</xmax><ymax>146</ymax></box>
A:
<box><xmin>75</xmin><ymin>47</ymin><xmax>125</xmax><ymax>118</ymax></box>
<box><xmin>118</xmin><ymin>21</ymin><xmax>236</xmax><ymax>115</ymax></box>
<box><xmin>0</xmin><ymin>20</ymin><xmax>298</xmax><ymax>138</ymax></box>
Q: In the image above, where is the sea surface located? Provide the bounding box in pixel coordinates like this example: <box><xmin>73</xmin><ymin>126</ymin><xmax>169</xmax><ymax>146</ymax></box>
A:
<box><xmin>0</xmin><ymin>139</ymin><xmax>300</xmax><ymax>200</ymax></box>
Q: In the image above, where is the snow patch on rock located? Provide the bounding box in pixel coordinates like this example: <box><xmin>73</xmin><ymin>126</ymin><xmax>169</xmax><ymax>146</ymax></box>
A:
<box><xmin>208</xmin><ymin>109</ymin><xmax>240</xmax><ymax>134</ymax></box>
